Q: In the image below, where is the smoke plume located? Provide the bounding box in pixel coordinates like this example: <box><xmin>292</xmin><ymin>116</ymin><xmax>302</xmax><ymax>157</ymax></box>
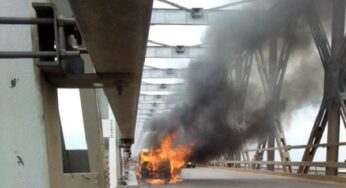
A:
<box><xmin>135</xmin><ymin>0</ymin><xmax>327</xmax><ymax>162</ymax></box>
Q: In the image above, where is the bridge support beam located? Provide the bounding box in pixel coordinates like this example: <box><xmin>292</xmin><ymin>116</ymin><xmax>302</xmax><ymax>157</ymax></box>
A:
<box><xmin>326</xmin><ymin>0</ymin><xmax>345</xmax><ymax>176</ymax></box>
<box><xmin>267</xmin><ymin>136</ymin><xmax>275</xmax><ymax>171</ymax></box>
<box><xmin>299</xmin><ymin>0</ymin><xmax>345</xmax><ymax>176</ymax></box>
<box><xmin>79</xmin><ymin>55</ymin><xmax>106</xmax><ymax>187</ymax></box>
<box><xmin>0</xmin><ymin>0</ymin><xmax>65</xmax><ymax>187</ymax></box>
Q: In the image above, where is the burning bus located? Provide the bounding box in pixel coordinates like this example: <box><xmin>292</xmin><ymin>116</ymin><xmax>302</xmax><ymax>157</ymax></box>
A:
<box><xmin>137</xmin><ymin>133</ymin><xmax>193</xmax><ymax>184</ymax></box>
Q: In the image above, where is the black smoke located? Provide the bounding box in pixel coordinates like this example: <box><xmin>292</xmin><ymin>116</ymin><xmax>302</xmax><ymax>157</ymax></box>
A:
<box><xmin>135</xmin><ymin>0</ymin><xmax>325</xmax><ymax>163</ymax></box>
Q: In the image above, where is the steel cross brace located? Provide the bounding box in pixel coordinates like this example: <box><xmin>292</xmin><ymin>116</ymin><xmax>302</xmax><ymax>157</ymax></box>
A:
<box><xmin>299</xmin><ymin>0</ymin><xmax>346</xmax><ymax>175</ymax></box>
<box><xmin>252</xmin><ymin>20</ymin><xmax>296</xmax><ymax>173</ymax></box>
<box><xmin>229</xmin><ymin>51</ymin><xmax>255</xmax><ymax>168</ymax></box>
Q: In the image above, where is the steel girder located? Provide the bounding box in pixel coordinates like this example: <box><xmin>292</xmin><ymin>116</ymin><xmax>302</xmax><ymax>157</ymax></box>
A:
<box><xmin>299</xmin><ymin>0</ymin><xmax>346</xmax><ymax>176</ymax></box>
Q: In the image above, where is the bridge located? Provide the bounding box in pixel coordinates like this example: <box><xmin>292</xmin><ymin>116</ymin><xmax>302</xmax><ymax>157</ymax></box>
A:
<box><xmin>1</xmin><ymin>0</ymin><xmax>346</xmax><ymax>187</ymax></box>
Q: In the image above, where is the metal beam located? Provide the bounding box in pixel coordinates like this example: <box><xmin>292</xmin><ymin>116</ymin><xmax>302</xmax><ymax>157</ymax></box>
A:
<box><xmin>251</xmin><ymin>19</ymin><xmax>296</xmax><ymax>172</ymax></box>
<box><xmin>0</xmin><ymin>46</ymin><xmax>204</xmax><ymax>59</ymax></box>
<box><xmin>246</xmin><ymin>142</ymin><xmax>346</xmax><ymax>152</ymax></box>
<box><xmin>0</xmin><ymin>16</ymin><xmax>75</xmax><ymax>25</ymax></box>
<box><xmin>0</xmin><ymin>9</ymin><xmax>262</xmax><ymax>26</ymax></box>
<box><xmin>138</xmin><ymin>103</ymin><xmax>175</xmax><ymax>109</ymax></box>
<box><xmin>136</xmin><ymin>114</ymin><xmax>153</xmax><ymax>119</ymax></box>
<box><xmin>47</xmin><ymin>73</ymin><xmax>130</xmax><ymax>88</ymax></box>
<box><xmin>139</xmin><ymin>93</ymin><xmax>177</xmax><ymax>101</ymax></box>
<box><xmin>150</xmin><ymin>9</ymin><xmax>262</xmax><ymax>25</ymax></box>
<box><xmin>138</xmin><ymin>109</ymin><xmax>171</xmax><ymax>114</ymax></box>
<box><xmin>300</xmin><ymin>0</ymin><xmax>345</xmax><ymax>176</ymax></box>
<box><xmin>253</xmin><ymin>140</ymin><xmax>267</xmax><ymax>169</ymax></box>
<box><xmin>142</xmin><ymin>68</ymin><xmax>186</xmax><ymax>78</ymax></box>
<box><xmin>146</xmin><ymin>46</ymin><xmax>207</xmax><ymax>58</ymax></box>
<box><xmin>138</xmin><ymin>100</ymin><xmax>167</xmax><ymax>104</ymax></box>
<box><xmin>217</xmin><ymin>160</ymin><xmax>346</xmax><ymax>168</ymax></box>
<box><xmin>267</xmin><ymin>137</ymin><xmax>275</xmax><ymax>171</ymax></box>
<box><xmin>298</xmin><ymin>103</ymin><xmax>328</xmax><ymax>174</ymax></box>
<box><xmin>0</xmin><ymin>51</ymin><xmax>82</xmax><ymax>58</ymax></box>
<box><xmin>0</xmin><ymin>46</ymin><xmax>205</xmax><ymax>59</ymax></box>
<box><xmin>305</xmin><ymin>2</ymin><xmax>331</xmax><ymax>69</ymax></box>
<box><xmin>140</xmin><ymin>83</ymin><xmax>183</xmax><ymax>92</ymax></box>
<box><xmin>326</xmin><ymin>0</ymin><xmax>345</xmax><ymax>176</ymax></box>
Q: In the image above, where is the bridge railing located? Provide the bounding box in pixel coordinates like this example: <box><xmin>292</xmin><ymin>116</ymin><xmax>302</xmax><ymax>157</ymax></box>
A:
<box><xmin>210</xmin><ymin>142</ymin><xmax>346</xmax><ymax>175</ymax></box>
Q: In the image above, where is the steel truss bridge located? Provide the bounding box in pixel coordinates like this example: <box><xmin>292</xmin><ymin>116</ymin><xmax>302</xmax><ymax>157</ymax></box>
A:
<box><xmin>1</xmin><ymin>0</ymin><xmax>346</xmax><ymax>187</ymax></box>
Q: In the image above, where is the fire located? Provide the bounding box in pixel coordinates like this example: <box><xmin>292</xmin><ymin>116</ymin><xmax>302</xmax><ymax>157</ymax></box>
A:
<box><xmin>146</xmin><ymin>179</ymin><xmax>165</xmax><ymax>185</ymax></box>
<box><xmin>137</xmin><ymin>133</ymin><xmax>193</xmax><ymax>184</ymax></box>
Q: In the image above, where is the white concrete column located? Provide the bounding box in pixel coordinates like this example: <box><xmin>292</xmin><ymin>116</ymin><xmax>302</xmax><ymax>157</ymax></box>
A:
<box><xmin>0</xmin><ymin>0</ymin><xmax>57</xmax><ymax>187</ymax></box>
<box><xmin>106</xmin><ymin>106</ymin><xmax>122</xmax><ymax>187</ymax></box>
<box><xmin>103</xmin><ymin>118</ymin><xmax>119</xmax><ymax>187</ymax></box>
<box><xmin>108</xmin><ymin>119</ymin><xmax>118</xmax><ymax>187</ymax></box>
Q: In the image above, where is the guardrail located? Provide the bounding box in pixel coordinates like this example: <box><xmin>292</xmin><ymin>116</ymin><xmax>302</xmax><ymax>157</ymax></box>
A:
<box><xmin>210</xmin><ymin>142</ymin><xmax>346</xmax><ymax>173</ymax></box>
<box><xmin>211</xmin><ymin>160</ymin><xmax>346</xmax><ymax>168</ymax></box>
<box><xmin>244</xmin><ymin>142</ymin><xmax>346</xmax><ymax>152</ymax></box>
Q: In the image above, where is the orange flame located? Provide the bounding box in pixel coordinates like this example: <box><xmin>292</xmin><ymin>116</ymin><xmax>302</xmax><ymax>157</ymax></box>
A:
<box><xmin>138</xmin><ymin>133</ymin><xmax>193</xmax><ymax>184</ymax></box>
<box><xmin>146</xmin><ymin>179</ymin><xmax>165</xmax><ymax>185</ymax></box>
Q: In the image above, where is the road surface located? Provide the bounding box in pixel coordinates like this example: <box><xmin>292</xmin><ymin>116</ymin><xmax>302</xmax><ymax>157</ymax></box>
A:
<box><xmin>137</xmin><ymin>168</ymin><xmax>345</xmax><ymax>188</ymax></box>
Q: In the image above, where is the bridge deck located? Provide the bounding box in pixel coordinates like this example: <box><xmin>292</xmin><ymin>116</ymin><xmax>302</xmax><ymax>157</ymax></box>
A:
<box><xmin>134</xmin><ymin>168</ymin><xmax>346</xmax><ymax>188</ymax></box>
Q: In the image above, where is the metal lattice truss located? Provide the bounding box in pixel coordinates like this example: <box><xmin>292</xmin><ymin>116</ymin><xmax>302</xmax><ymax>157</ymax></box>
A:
<box><xmin>1</xmin><ymin>0</ymin><xmax>345</xmax><ymax>177</ymax></box>
<box><xmin>141</xmin><ymin>82</ymin><xmax>183</xmax><ymax>92</ymax></box>
<box><xmin>136</xmin><ymin>0</ymin><xmax>346</xmax><ymax>175</ymax></box>
<box><xmin>137</xmin><ymin>0</ymin><xmax>281</xmax><ymax>151</ymax></box>
<box><xmin>153</xmin><ymin>0</ymin><xmax>258</xmax><ymax>25</ymax></box>
<box><xmin>142</xmin><ymin>68</ymin><xmax>186</xmax><ymax>78</ymax></box>
<box><xmin>138</xmin><ymin>1</ymin><xmax>266</xmax><ymax>126</ymax></box>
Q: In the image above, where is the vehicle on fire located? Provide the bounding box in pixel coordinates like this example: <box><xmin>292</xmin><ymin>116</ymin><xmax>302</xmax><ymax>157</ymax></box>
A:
<box><xmin>137</xmin><ymin>149</ymin><xmax>172</xmax><ymax>183</ymax></box>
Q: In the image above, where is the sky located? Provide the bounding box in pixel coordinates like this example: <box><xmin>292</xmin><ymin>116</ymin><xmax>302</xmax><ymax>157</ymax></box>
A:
<box><xmin>58</xmin><ymin>0</ymin><xmax>346</xmax><ymax>163</ymax></box>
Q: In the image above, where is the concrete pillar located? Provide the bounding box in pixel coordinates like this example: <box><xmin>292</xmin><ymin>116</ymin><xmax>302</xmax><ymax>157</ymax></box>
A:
<box><xmin>41</xmin><ymin>74</ymin><xmax>64</xmax><ymax>188</ymax></box>
<box><xmin>116</xmin><ymin>143</ymin><xmax>123</xmax><ymax>184</ymax></box>
<box><xmin>103</xmin><ymin>107</ymin><xmax>123</xmax><ymax>187</ymax></box>
<box><xmin>80</xmin><ymin>82</ymin><xmax>106</xmax><ymax>188</ymax></box>
<box><xmin>0</xmin><ymin>0</ymin><xmax>59</xmax><ymax>187</ymax></box>
<box><xmin>108</xmin><ymin>112</ymin><xmax>123</xmax><ymax>186</ymax></box>
<box><xmin>108</xmin><ymin>119</ymin><xmax>118</xmax><ymax>187</ymax></box>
